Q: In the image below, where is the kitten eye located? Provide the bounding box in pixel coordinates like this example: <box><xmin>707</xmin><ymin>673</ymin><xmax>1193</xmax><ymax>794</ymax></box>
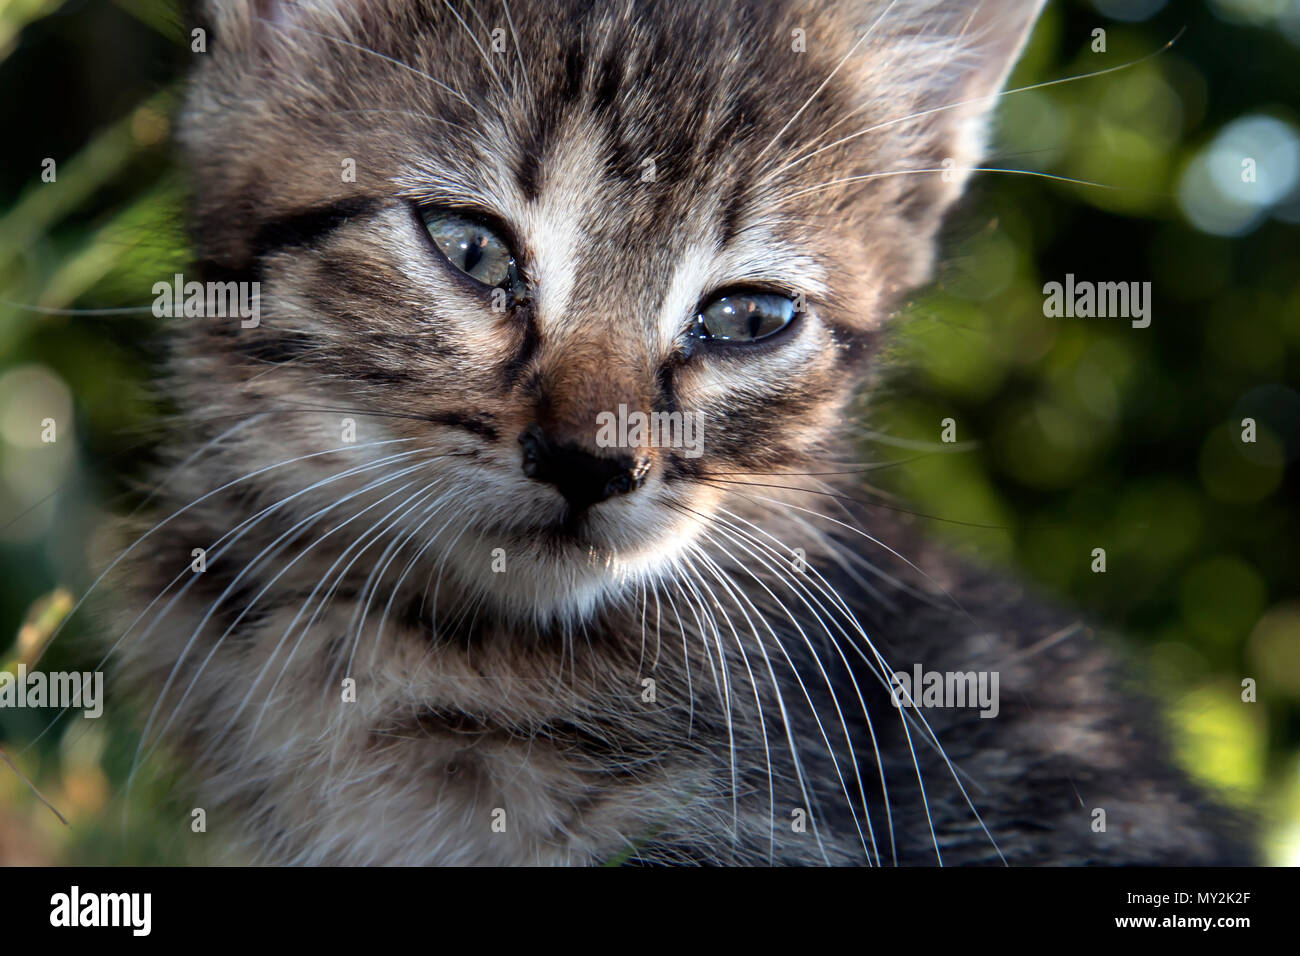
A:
<box><xmin>691</xmin><ymin>292</ymin><xmax>797</xmax><ymax>344</ymax></box>
<box><xmin>421</xmin><ymin>210</ymin><xmax>515</xmax><ymax>288</ymax></box>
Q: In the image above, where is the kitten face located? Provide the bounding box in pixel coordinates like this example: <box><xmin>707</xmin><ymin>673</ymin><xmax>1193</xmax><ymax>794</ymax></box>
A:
<box><xmin>181</xmin><ymin>0</ymin><xmax>1041</xmax><ymax>624</ymax></box>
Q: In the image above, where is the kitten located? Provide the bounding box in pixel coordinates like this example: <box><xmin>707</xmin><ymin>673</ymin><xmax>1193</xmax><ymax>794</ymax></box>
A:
<box><xmin>101</xmin><ymin>0</ymin><xmax>1253</xmax><ymax>864</ymax></box>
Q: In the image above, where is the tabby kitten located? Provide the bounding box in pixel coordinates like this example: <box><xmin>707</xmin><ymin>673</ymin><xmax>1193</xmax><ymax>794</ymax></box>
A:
<box><xmin>103</xmin><ymin>0</ymin><xmax>1251</xmax><ymax>865</ymax></box>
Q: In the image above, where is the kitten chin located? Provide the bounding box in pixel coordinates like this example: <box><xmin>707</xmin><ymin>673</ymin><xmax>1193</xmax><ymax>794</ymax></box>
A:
<box><xmin>413</xmin><ymin>502</ymin><xmax>703</xmax><ymax>629</ymax></box>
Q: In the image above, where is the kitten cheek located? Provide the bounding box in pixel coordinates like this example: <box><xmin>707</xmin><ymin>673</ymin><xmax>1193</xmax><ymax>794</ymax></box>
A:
<box><xmin>404</xmin><ymin>286</ymin><xmax>513</xmax><ymax>355</ymax></box>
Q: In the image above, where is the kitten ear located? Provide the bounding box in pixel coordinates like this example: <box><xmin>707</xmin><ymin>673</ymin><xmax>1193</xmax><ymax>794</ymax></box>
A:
<box><xmin>873</xmin><ymin>0</ymin><xmax>1046</xmax><ymax>186</ymax></box>
<box><xmin>819</xmin><ymin>1</ymin><xmax>1045</xmax><ymax>287</ymax></box>
<box><xmin>926</xmin><ymin>0</ymin><xmax>1046</xmax><ymax>111</ymax></box>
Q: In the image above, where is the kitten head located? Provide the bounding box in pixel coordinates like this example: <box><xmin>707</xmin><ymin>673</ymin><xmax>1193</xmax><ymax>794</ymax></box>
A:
<box><xmin>178</xmin><ymin>0</ymin><xmax>1042</xmax><ymax>624</ymax></box>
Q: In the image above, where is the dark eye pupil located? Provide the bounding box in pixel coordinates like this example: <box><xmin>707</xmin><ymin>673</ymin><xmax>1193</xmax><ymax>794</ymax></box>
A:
<box><xmin>463</xmin><ymin>236</ymin><xmax>483</xmax><ymax>272</ymax></box>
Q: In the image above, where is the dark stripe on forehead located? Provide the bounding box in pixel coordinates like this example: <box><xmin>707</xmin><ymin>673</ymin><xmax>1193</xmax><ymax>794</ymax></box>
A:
<box><xmin>515</xmin><ymin>101</ymin><xmax>565</xmax><ymax>203</ymax></box>
<box><xmin>562</xmin><ymin>40</ymin><xmax>585</xmax><ymax>101</ymax></box>
<box><xmin>515</xmin><ymin>56</ymin><xmax>580</xmax><ymax>203</ymax></box>
<box><xmin>515</xmin><ymin>149</ymin><xmax>542</xmax><ymax>203</ymax></box>
<box><xmin>719</xmin><ymin>177</ymin><xmax>748</xmax><ymax>248</ymax></box>
<box><xmin>593</xmin><ymin>48</ymin><xmax>623</xmax><ymax>116</ymax></box>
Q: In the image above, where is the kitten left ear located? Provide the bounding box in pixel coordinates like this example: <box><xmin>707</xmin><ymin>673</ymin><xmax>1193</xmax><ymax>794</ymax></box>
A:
<box><xmin>829</xmin><ymin>0</ymin><xmax>1046</xmax><ymax>285</ymax></box>
<box><xmin>933</xmin><ymin>0</ymin><xmax>1047</xmax><ymax>109</ymax></box>
<box><xmin>884</xmin><ymin>0</ymin><xmax>1046</xmax><ymax>173</ymax></box>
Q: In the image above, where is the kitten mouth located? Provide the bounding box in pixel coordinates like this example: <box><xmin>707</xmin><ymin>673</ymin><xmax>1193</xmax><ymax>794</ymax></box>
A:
<box><xmin>478</xmin><ymin>509</ymin><xmax>612</xmax><ymax>556</ymax></box>
<box><xmin>554</xmin><ymin>503</ymin><xmax>606</xmax><ymax>539</ymax></box>
<box><xmin>533</xmin><ymin>512</ymin><xmax>616</xmax><ymax>554</ymax></box>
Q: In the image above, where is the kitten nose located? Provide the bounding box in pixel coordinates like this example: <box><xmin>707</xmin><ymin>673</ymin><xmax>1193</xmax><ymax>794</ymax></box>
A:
<box><xmin>518</xmin><ymin>425</ymin><xmax>646</xmax><ymax>512</ymax></box>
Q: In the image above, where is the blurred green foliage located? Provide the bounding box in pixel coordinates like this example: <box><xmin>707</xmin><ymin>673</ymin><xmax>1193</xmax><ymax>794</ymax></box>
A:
<box><xmin>870</xmin><ymin>0</ymin><xmax>1300</xmax><ymax>863</ymax></box>
<box><xmin>0</xmin><ymin>0</ymin><xmax>1296</xmax><ymax>864</ymax></box>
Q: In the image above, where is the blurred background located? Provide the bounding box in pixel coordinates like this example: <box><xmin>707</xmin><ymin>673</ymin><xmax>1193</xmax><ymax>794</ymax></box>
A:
<box><xmin>0</xmin><ymin>0</ymin><xmax>1296</xmax><ymax>864</ymax></box>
